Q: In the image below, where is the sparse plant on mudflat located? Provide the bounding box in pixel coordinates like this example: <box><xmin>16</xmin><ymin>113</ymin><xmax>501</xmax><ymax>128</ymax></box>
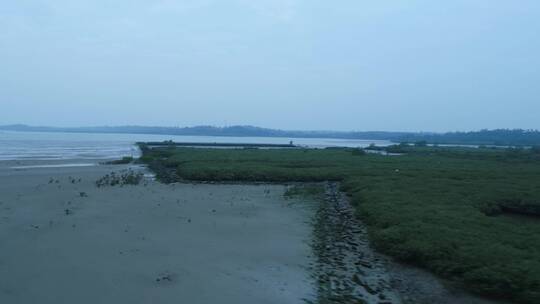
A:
<box><xmin>95</xmin><ymin>170</ymin><xmax>144</xmax><ymax>187</ymax></box>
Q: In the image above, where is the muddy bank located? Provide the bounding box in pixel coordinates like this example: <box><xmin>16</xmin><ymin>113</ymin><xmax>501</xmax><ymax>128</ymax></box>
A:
<box><xmin>0</xmin><ymin>161</ymin><xmax>317</xmax><ymax>304</ymax></box>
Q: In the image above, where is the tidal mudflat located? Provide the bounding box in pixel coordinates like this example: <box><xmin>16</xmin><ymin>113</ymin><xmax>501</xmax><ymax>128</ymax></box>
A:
<box><xmin>0</xmin><ymin>160</ymin><xmax>316</xmax><ymax>304</ymax></box>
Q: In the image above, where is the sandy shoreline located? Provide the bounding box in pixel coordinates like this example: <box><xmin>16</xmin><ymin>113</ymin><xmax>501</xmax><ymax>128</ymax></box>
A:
<box><xmin>0</xmin><ymin>160</ymin><xmax>317</xmax><ymax>304</ymax></box>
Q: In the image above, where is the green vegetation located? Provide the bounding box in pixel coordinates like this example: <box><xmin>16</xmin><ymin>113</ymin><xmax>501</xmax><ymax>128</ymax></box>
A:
<box><xmin>140</xmin><ymin>145</ymin><xmax>540</xmax><ymax>303</ymax></box>
<box><xmin>399</xmin><ymin>129</ymin><xmax>540</xmax><ymax>146</ymax></box>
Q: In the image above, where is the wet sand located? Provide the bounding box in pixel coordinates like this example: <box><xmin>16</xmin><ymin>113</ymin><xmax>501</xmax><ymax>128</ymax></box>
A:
<box><xmin>0</xmin><ymin>160</ymin><xmax>317</xmax><ymax>304</ymax></box>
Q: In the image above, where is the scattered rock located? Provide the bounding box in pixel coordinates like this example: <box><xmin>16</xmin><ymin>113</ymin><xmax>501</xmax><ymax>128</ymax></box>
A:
<box><xmin>312</xmin><ymin>182</ymin><xmax>401</xmax><ymax>303</ymax></box>
<box><xmin>156</xmin><ymin>272</ymin><xmax>174</xmax><ymax>283</ymax></box>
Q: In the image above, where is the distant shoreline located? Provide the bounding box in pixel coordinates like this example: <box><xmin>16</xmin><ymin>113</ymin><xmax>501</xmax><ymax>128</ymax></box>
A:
<box><xmin>1</xmin><ymin>124</ymin><xmax>539</xmax><ymax>146</ymax></box>
<box><xmin>0</xmin><ymin>124</ymin><xmax>405</xmax><ymax>141</ymax></box>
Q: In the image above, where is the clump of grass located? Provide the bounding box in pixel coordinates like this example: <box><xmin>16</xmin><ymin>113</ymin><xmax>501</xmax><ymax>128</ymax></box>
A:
<box><xmin>95</xmin><ymin>170</ymin><xmax>144</xmax><ymax>187</ymax></box>
<box><xmin>351</xmin><ymin>149</ymin><xmax>366</xmax><ymax>156</ymax></box>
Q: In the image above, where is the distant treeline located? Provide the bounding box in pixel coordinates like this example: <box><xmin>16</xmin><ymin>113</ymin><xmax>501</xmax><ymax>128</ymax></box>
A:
<box><xmin>1</xmin><ymin>124</ymin><xmax>539</xmax><ymax>146</ymax></box>
<box><xmin>398</xmin><ymin>129</ymin><xmax>540</xmax><ymax>147</ymax></box>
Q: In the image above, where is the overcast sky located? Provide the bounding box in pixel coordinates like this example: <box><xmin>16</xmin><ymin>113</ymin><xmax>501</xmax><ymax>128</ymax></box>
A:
<box><xmin>1</xmin><ymin>1</ymin><xmax>539</xmax><ymax>132</ymax></box>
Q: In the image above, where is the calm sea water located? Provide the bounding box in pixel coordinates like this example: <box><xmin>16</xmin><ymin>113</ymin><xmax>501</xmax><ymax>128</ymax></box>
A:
<box><xmin>0</xmin><ymin>131</ymin><xmax>393</xmax><ymax>161</ymax></box>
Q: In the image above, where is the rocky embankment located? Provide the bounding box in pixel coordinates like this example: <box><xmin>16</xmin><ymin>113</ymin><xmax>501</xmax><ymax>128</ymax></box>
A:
<box><xmin>312</xmin><ymin>182</ymin><xmax>501</xmax><ymax>304</ymax></box>
<box><xmin>312</xmin><ymin>182</ymin><xmax>400</xmax><ymax>304</ymax></box>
